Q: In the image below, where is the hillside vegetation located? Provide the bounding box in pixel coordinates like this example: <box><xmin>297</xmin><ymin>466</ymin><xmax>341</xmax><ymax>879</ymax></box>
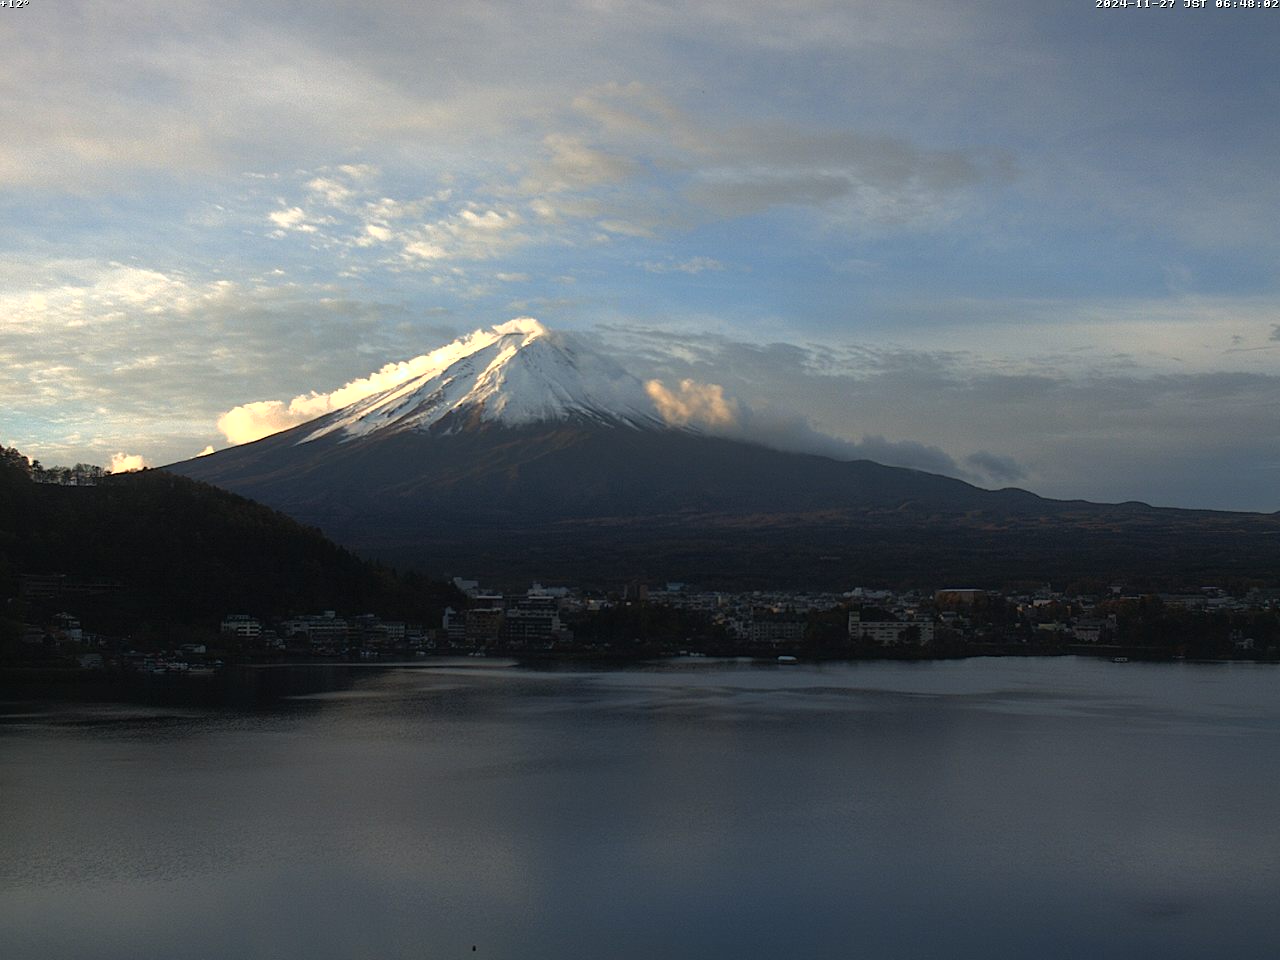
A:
<box><xmin>0</xmin><ymin>447</ymin><xmax>456</xmax><ymax>638</ymax></box>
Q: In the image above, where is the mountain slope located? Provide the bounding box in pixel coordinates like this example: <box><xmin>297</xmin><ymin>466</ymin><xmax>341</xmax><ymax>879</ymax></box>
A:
<box><xmin>167</xmin><ymin>321</ymin><xmax>1280</xmax><ymax>588</ymax></box>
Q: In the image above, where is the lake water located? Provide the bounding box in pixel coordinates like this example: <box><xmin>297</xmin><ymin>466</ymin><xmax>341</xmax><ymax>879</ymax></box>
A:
<box><xmin>3</xmin><ymin>657</ymin><xmax>1279</xmax><ymax>959</ymax></box>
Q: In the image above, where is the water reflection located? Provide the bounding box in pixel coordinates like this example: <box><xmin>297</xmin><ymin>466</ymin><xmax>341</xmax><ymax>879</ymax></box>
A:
<box><xmin>2</xmin><ymin>658</ymin><xmax>1279</xmax><ymax>959</ymax></box>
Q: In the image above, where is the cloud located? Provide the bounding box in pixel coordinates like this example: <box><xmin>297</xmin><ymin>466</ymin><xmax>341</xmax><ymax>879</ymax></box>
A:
<box><xmin>108</xmin><ymin>452</ymin><xmax>149</xmax><ymax>473</ymax></box>
<box><xmin>641</xmin><ymin>257</ymin><xmax>725</xmax><ymax>275</ymax></box>
<box><xmin>215</xmin><ymin>366</ymin><xmax>410</xmax><ymax>445</ymax></box>
<box><xmin>964</xmin><ymin>450</ymin><xmax>1027</xmax><ymax>485</ymax></box>
<box><xmin>641</xmin><ymin>371</ymin><xmax>1016</xmax><ymax>483</ymax></box>
<box><xmin>681</xmin><ymin>127</ymin><xmax>1006</xmax><ymax>225</ymax></box>
<box><xmin>306</xmin><ymin>177</ymin><xmax>355</xmax><ymax>206</ymax></box>
<box><xmin>0</xmin><ymin>18</ymin><xmax>485</xmax><ymax>190</ymax></box>
<box><xmin>645</xmin><ymin>379</ymin><xmax>739</xmax><ymax>428</ymax></box>
<box><xmin>595</xmin><ymin>321</ymin><xmax>1280</xmax><ymax>508</ymax></box>
<box><xmin>255</xmin><ymin>166</ymin><xmax>541</xmax><ymax>266</ymax></box>
<box><xmin>687</xmin><ymin>173</ymin><xmax>852</xmax><ymax>216</ymax></box>
<box><xmin>401</xmin><ymin>208</ymin><xmax>526</xmax><ymax>263</ymax></box>
<box><xmin>556</xmin><ymin>81</ymin><xmax>1007</xmax><ymax>231</ymax></box>
<box><xmin>196</xmin><ymin>445</ymin><xmax>216</xmax><ymax>457</ymax></box>
<box><xmin>724</xmin><ymin>405</ymin><xmax>973</xmax><ymax>478</ymax></box>
<box><xmin>216</xmin><ymin>400</ymin><xmax>317</xmax><ymax>446</ymax></box>
<box><xmin>712</xmin><ymin>407</ymin><xmax>1029</xmax><ymax>488</ymax></box>
<box><xmin>591</xmin><ymin>325</ymin><xmax>1046</xmax><ymax>484</ymax></box>
<box><xmin>596</xmin><ymin>218</ymin><xmax>657</xmax><ymax>238</ymax></box>
<box><xmin>521</xmin><ymin>134</ymin><xmax>636</xmax><ymax>193</ymax></box>
<box><xmin>0</xmin><ymin>256</ymin><xmax>465</xmax><ymax>466</ymax></box>
<box><xmin>268</xmin><ymin>206</ymin><xmax>318</xmax><ymax>234</ymax></box>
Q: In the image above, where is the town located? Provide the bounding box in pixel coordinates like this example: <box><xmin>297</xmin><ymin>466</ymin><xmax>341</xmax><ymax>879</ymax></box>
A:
<box><xmin>8</xmin><ymin>573</ymin><xmax>1280</xmax><ymax>676</ymax></box>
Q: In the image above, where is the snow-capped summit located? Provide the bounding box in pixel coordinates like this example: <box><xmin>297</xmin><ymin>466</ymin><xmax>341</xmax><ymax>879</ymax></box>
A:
<box><xmin>302</xmin><ymin>318</ymin><xmax>666</xmax><ymax>443</ymax></box>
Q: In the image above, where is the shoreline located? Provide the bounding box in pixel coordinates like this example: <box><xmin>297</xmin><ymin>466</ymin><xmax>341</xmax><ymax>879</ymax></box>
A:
<box><xmin>4</xmin><ymin>649</ymin><xmax>1277</xmax><ymax>711</ymax></box>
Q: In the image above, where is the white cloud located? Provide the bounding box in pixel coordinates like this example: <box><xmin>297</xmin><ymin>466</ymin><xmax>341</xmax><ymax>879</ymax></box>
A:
<box><xmin>400</xmin><ymin>208</ymin><xmax>525</xmax><ymax>263</ymax></box>
<box><xmin>338</xmin><ymin>163</ymin><xmax>379</xmax><ymax>181</ymax></box>
<box><xmin>597</xmin><ymin>218</ymin><xmax>655</xmax><ymax>238</ymax></box>
<box><xmin>216</xmin><ymin>399</ymin><xmax>316</xmax><ymax>446</ymax></box>
<box><xmin>645</xmin><ymin>378</ymin><xmax>739</xmax><ymax>428</ymax></box>
<box><xmin>306</xmin><ymin>177</ymin><xmax>355</xmax><ymax>206</ymax></box>
<box><xmin>0</xmin><ymin>264</ymin><xmax>198</xmax><ymax>332</ymax></box>
<box><xmin>641</xmin><ymin>257</ymin><xmax>725</xmax><ymax>275</ymax></box>
<box><xmin>108</xmin><ymin>452</ymin><xmax>149</xmax><ymax>473</ymax></box>
<box><xmin>268</xmin><ymin>207</ymin><xmax>315</xmax><ymax>232</ymax></box>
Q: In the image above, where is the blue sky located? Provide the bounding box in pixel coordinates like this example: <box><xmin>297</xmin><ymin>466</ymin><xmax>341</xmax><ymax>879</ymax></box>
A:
<box><xmin>3</xmin><ymin>0</ymin><xmax>1280</xmax><ymax>508</ymax></box>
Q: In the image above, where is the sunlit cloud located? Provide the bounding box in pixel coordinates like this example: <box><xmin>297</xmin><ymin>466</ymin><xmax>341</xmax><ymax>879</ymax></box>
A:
<box><xmin>646</xmin><ymin>378</ymin><xmax>739</xmax><ymax>428</ymax></box>
<box><xmin>108</xmin><ymin>452</ymin><xmax>149</xmax><ymax>473</ymax></box>
<box><xmin>216</xmin><ymin>399</ymin><xmax>318</xmax><ymax>446</ymax></box>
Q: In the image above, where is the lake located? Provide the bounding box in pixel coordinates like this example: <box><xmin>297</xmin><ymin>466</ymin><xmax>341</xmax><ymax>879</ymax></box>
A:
<box><xmin>3</xmin><ymin>657</ymin><xmax>1279</xmax><ymax>959</ymax></box>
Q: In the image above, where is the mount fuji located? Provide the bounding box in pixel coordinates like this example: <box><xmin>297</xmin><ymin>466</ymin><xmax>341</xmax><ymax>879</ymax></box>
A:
<box><xmin>168</xmin><ymin>320</ymin><xmax>1280</xmax><ymax>587</ymax></box>
<box><xmin>297</xmin><ymin>319</ymin><xmax>666</xmax><ymax>440</ymax></box>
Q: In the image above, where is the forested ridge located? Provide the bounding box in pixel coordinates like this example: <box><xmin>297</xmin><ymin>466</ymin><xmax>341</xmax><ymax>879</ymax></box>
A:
<box><xmin>0</xmin><ymin>446</ymin><xmax>456</xmax><ymax>638</ymax></box>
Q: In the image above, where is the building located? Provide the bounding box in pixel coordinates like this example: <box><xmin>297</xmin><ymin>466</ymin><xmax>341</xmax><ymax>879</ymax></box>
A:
<box><xmin>934</xmin><ymin>589</ymin><xmax>985</xmax><ymax>608</ymax></box>
<box><xmin>51</xmin><ymin>612</ymin><xmax>83</xmax><ymax>644</ymax></box>
<box><xmin>220</xmin><ymin>614</ymin><xmax>262</xmax><ymax>639</ymax></box>
<box><xmin>748</xmin><ymin>612</ymin><xmax>806</xmax><ymax>646</ymax></box>
<box><xmin>465</xmin><ymin>606</ymin><xmax>504</xmax><ymax>644</ymax></box>
<box><xmin>1072</xmin><ymin>618</ymin><xmax>1107</xmax><ymax>643</ymax></box>
<box><xmin>281</xmin><ymin>612</ymin><xmax>349</xmax><ymax>646</ymax></box>
<box><xmin>849</xmin><ymin>610</ymin><xmax>935</xmax><ymax>646</ymax></box>
<box><xmin>350</xmin><ymin>614</ymin><xmax>408</xmax><ymax>647</ymax></box>
<box><xmin>442</xmin><ymin>607</ymin><xmax>466</xmax><ymax>645</ymax></box>
<box><xmin>502</xmin><ymin>595</ymin><xmax>563</xmax><ymax>645</ymax></box>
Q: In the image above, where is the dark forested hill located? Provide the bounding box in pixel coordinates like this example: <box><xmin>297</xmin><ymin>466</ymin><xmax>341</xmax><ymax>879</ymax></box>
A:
<box><xmin>0</xmin><ymin>447</ymin><xmax>457</xmax><ymax>635</ymax></box>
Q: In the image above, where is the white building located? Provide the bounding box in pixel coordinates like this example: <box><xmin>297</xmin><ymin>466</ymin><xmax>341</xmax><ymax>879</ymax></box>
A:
<box><xmin>848</xmin><ymin>610</ymin><xmax>934</xmax><ymax>646</ymax></box>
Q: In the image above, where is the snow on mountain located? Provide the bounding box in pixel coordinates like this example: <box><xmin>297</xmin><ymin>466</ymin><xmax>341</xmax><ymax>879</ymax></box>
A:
<box><xmin>301</xmin><ymin>318</ymin><xmax>667</xmax><ymax>443</ymax></box>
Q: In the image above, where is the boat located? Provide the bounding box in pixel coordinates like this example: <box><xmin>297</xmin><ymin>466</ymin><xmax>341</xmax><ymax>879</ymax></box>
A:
<box><xmin>777</xmin><ymin>655</ymin><xmax>799</xmax><ymax>664</ymax></box>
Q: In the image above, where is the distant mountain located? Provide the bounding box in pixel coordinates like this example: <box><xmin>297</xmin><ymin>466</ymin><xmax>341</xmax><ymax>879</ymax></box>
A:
<box><xmin>0</xmin><ymin>448</ymin><xmax>457</xmax><ymax>635</ymax></box>
<box><xmin>301</xmin><ymin>318</ymin><xmax>664</xmax><ymax>439</ymax></box>
<box><xmin>168</xmin><ymin>321</ymin><xmax>1280</xmax><ymax>588</ymax></box>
